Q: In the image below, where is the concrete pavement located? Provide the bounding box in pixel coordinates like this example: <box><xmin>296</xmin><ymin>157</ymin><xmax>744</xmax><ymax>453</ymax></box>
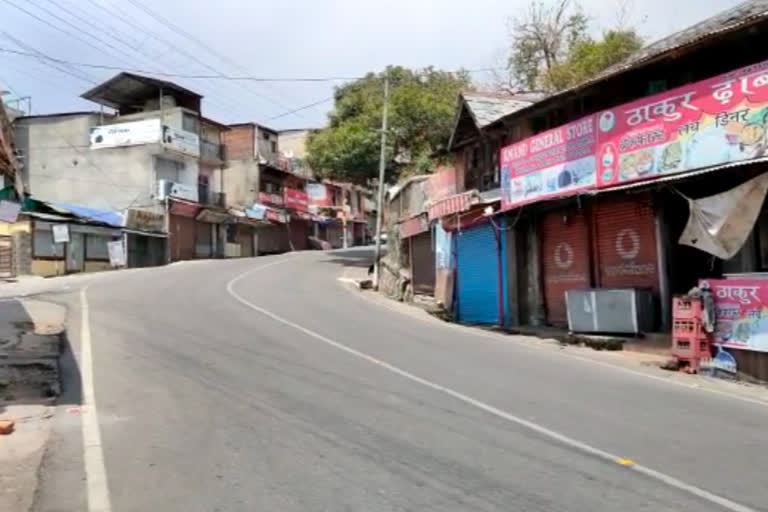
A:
<box><xmin>22</xmin><ymin>250</ymin><xmax>768</xmax><ymax>511</ymax></box>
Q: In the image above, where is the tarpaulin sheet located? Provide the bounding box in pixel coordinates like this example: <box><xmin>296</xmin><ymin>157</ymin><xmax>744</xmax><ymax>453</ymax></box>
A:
<box><xmin>679</xmin><ymin>173</ymin><xmax>768</xmax><ymax>259</ymax></box>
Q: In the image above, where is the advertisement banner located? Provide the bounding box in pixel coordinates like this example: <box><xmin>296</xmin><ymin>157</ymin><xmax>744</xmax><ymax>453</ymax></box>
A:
<box><xmin>245</xmin><ymin>205</ymin><xmax>267</xmax><ymax>220</ymax></box>
<box><xmin>90</xmin><ymin>119</ymin><xmax>161</xmax><ymax>149</ymax></box>
<box><xmin>107</xmin><ymin>240</ymin><xmax>126</xmax><ymax>267</ymax></box>
<box><xmin>702</xmin><ymin>278</ymin><xmax>768</xmax><ymax>352</ymax></box>
<box><xmin>597</xmin><ymin>59</ymin><xmax>768</xmax><ymax>188</ymax></box>
<box><xmin>259</xmin><ymin>192</ymin><xmax>283</xmax><ymax>207</ymax></box>
<box><xmin>283</xmin><ymin>188</ymin><xmax>309</xmax><ymax>212</ymax></box>
<box><xmin>163</xmin><ymin>126</ymin><xmax>200</xmax><ymax>157</ymax></box>
<box><xmin>124</xmin><ymin>208</ymin><xmax>164</xmax><ymax>233</ymax></box>
<box><xmin>501</xmin><ymin>116</ymin><xmax>596</xmax><ymax>210</ymax></box>
<box><xmin>306</xmin><ymin>183</ymin><xmax>332</xmax><ymax>207</ymax></box>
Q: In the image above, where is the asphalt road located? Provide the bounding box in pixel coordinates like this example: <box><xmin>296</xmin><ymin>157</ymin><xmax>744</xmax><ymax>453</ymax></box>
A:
<box><xmin>30</xmin><ymin>249</ymin><xmax>768</xmax><ymax>512</ymax></box>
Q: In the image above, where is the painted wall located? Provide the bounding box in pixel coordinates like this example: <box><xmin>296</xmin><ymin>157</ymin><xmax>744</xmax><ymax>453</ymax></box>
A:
<box><xmin>15</xmin><ymin>113</ymin><xmax>199</xmax><ymax>211</ymax></box>
<box><xmin>222</xmin><ymin>159</ymin><xmax>260</xmax><ymax>208</ymax></box>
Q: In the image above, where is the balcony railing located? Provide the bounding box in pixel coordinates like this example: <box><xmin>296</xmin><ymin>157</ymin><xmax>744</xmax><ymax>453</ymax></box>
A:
<box><xmin>201</xmin><ymin>139</ymin><xmax>225</xmax><ymax>162</ymax></box>
<box><xmin>198</xmin><ymin>186</ymin><xmax>226</xmax><ymax>207</ymax></box>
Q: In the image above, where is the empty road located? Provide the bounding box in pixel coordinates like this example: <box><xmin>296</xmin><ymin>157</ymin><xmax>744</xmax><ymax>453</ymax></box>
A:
<box><xmin>30</xmin><ymin>249</ymin><xmax>768</xmax><ymax>511</ymax></box>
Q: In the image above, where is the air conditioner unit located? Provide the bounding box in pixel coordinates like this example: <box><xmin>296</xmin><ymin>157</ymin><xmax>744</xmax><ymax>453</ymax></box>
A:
<box><xmin>566</xmin><ymin>288</ymin><xmax>655</xmax><ymax>334</ymax></box>
<box><xmin>156</xmin><ymin>179</ymin><xmax>171</xmax><ymax>200</ymax></box>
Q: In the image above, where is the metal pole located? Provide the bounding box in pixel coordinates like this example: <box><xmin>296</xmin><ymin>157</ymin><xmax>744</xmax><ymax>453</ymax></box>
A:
<box><xmin>373</xmin><ymin>71</ymin><xmax>389</xmax><ymax>290</ymax></box>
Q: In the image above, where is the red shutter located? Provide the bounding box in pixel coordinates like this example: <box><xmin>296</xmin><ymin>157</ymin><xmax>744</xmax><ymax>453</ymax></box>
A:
<box><xmin>593</xmin><ymin>194</ymin><xmax>659</xmax><ymax>292</ymax></box>
<box><xmin>540</xmin><ymin>209</ymin><xmax>591</xmax><ymax>327</ymax></box>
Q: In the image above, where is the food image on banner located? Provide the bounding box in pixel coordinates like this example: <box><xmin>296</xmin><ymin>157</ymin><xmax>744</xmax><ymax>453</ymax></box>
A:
<box><xmin>702</xmin><ymin>278</ymin><xmax>768</xmax><ymax>353</ymax></box>
<box><xmin>597</xmin><ymin>59</ymin><xmax>768</xmax><ymax>188</ymax></box>
<box><xmin>501</xmin><ymin>116</ymin><xmax>596</xmax><ymax>210</ymax></box>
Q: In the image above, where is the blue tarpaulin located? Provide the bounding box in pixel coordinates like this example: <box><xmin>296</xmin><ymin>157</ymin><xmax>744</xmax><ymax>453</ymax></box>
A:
<box><xmin>48</xmin><ymin>202</ymin><xmax>124</xmax><ymax>227</ymax></box>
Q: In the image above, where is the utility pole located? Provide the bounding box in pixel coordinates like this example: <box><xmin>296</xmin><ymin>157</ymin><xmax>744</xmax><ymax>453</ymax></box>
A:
<box><xmin>373</xmin><ymin>71</ymin><xmax>389</xmax><ymax>290</ymax></box>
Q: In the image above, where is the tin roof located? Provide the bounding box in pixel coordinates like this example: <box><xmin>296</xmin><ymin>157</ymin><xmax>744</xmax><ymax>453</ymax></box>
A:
<box><xmin>462</xmin><ymin>92</ymin><xmax>546</xmax><ymax>128</ymax></box>
<box><xmin>81</xmin><ymin>72</ymin><xmax>202</xmax><ymax>111</ymax></box>
<box><xmin>493</xmin><ymin>0</ymin><xmax>768</xmax><ymax>126</ymax></box>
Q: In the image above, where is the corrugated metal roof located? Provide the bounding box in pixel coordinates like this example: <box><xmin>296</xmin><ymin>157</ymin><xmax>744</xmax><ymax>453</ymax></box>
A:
<box><xmin>489</xmin><ymin>1</ymin><xmax>768</xmax><ymax>129</ymax></box>
<box><xmin>463</xmin><ymin>92</ymin><xmax>546</xmax><ymax>128</ymax></box>
<box><xmin>591</xmin><ymin>0</ymin><xmax>768</xmax><ymax>85</ymax></box>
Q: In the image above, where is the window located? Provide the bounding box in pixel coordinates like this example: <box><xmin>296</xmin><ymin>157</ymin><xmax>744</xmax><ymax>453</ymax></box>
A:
<box><xmin>182</xmin><ymin>113</ymin><xmax>199</xmax><ymax>134</ymax></box>
<box><xmin>33</xmin><ymin>228</ymin><xmax>64</xmax><ymax>258</ymax></box>
<box><xmin>155</xmin><ymin>157</ymin><xmax>185</xmax><ymax>182</ymax></box>
<box><xmin>86</xmin><ymin>235</ymin><xmax>114</xmax><ymax>260</ymax></box>
<box><xmin>270</xmin><ymin>140</ymin><xmax>277</xmax><ymax>153</ymax></box>
<box><xmin>261</xmin><ymin>131</ymin><xmax>270</xmax><ymax>140</ymax></box>
<box><xmin>469</xmin><ymin>146</ymin><xmax>480</xmax><ymax>169</ymax></box>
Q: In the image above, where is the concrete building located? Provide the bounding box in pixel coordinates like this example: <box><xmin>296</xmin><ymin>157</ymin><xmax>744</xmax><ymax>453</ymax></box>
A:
<box><xmin>13</xmin><ymin>72</ymin><xmax>230</xmax><ymax>264</ymax></box>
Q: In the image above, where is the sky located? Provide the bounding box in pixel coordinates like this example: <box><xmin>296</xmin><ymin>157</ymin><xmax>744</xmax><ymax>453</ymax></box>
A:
<box><xmin>0</xmin><ymin>0</ymin><xmax>745</xmax><ymax>130</ymax></box>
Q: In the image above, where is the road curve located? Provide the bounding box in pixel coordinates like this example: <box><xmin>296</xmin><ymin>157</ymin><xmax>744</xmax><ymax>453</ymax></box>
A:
<box><xmin>33</xmin><ymin>249</ymin><xmax>768</xmax><ymax>512</ymax></box>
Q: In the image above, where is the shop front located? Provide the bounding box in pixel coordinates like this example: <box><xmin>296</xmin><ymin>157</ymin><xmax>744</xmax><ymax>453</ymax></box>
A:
<box><xmin>399</xmin><ymin>213</ymin><xmax>434</xmax><ymax>295</ymax></box>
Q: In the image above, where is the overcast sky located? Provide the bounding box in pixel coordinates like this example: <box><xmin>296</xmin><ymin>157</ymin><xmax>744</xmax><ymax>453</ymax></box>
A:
<box><xmin>0</xmin><ymin>0</ymin><xmax>744</xmax><ymax>130</ymax></box>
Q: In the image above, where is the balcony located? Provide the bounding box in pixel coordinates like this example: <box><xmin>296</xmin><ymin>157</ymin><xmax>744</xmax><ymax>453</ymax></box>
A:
<box><xmin>201</xmin><ymin>139</ymin><xmax>225</xmax><ymax>163</ymax></box>
<box><xmin>198</xmin><ymin>185</ymin><xmax>226</xmax><ymax>207</ymax></box>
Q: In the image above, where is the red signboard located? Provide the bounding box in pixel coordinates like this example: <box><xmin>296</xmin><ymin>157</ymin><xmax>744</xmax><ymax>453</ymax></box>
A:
<box><xmin>597</xmin><ymin>59</ymin><xmax>768</xmax><ymax>188</ymax></box>
<box><xmin>306</xmin><ymin>183</ymin><xmax>333</xmax><ymax>207</ymax></box>
<box><xmin>283</xmin><ymin>187</ymin><xmax>308</xmax><ymax>212</ymax></box>
<box><xmin>500</xmin><ymin>116</ymin><xmax>596</xmax><ymax>210</ymax></box>
<box><xmin>259</xmin><ymin>192</ymin><xmax>283</xmax><ymax>207</ymax></box>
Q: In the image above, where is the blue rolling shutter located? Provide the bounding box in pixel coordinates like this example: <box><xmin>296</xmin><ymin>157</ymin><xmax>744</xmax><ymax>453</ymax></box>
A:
<box><xmin>456</xmin><ymin>221</ymin><xmax>502</xmax><ymax>324</ymax></box>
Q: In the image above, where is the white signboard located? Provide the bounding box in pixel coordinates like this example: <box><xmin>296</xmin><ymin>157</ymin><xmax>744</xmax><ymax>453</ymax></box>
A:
<box><xmin>52</xmin><ymin>224</ymin><xmax>70</xmax><ymax>244</ymax></box>
<box><xmin>0</xmin><ymin>200</ymin><xmax>21</xmax><ymax>223</ymax></box>
<box><xmin>90</xmin><ymin>119</ymin><xmax>161</xmax><ymax>149</ymax></box>
<box><xmin>107</xmin><ymin>240</ymin><xmax>126</xmax><ymax>267</ymax></box>
<box><xmin>168</xmin><ymin>182</ymin><xmax>198</xmax><ymax>202</ymax></box>
<box><xmin>163</xmin><ymin>126</ymin><xmax>200</xmax><ymax>157</ymax></box>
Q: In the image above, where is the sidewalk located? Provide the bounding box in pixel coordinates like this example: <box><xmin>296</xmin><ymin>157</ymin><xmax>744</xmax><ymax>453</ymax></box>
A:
<box><xmin>0</xmin><ymin>298</ymin><xmax>66</xmax><ymax>512</ymax></box>
<box><xmin>340</xmin><ymin>266</ymin><xmax>768</xmax><ymax>405</ymax></box>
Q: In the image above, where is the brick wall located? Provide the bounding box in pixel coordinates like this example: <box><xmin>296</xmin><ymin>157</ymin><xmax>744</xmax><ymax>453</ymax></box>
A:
<box><xmin>223</xmin><ymin>125</ymin><xmax>255</xmax><ymax>160</ymax></box>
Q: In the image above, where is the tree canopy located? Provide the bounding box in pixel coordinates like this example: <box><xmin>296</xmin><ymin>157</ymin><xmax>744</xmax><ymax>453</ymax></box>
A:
<box><xmin>306</xmin><ymin>66</ymin><xmax>470</xmax><ymax>184</ymax></box>
<box><xmin>504</xmin><ymin>0</ymin><xmax>643</xmax><ymax>93</ymax></box>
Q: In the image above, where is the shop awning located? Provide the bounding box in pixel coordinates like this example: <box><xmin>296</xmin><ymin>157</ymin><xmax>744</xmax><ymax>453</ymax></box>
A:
<box><xmin>196</xmin><ymin>208</ymin><xmax>231</xmax><ymax>224</ymax></box>
<box><xmin>399</xmin><ymin>213</ymin><xmax>429</xmax><ymax>238</ymax></box>
<box><xmin>427</xmin><ymin>190</ymin><xmax>476</xmax><ymax>220</ymax></box>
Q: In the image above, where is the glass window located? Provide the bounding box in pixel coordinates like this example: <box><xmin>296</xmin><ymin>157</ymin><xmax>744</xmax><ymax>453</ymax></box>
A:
<box><xmin>86</xmin><ymin>235</ymin><xmax>112</xmax><ymax>260</ymax></box>
<box><xmin>33</xmin><ymin>229</ymin><xmax>64</xmax><ymax>258</ymax></box>
<box><xmin>182</xmin><ymin>113</ymin><xmax>199</xmax><ymax>134</ymax></box>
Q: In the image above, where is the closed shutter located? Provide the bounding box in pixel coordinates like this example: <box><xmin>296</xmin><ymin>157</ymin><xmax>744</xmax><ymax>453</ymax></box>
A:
<box><xmin>0</xmin><ymin>236</ymin><xmax>13</xmax><ymax>278</ymax></box>
<box><xmin>195</xmin><ymin>221</ymin><xmax>212</xmax><ymax>258</ymax></box>
<box><xmin>594</xmin><ymin>194</ymin><xmax>658</xmax><ymax>292</ymax></box>
<box><xmin>237</xmin><ymin>226</ymin><xmax>254</xmax><ymax>257</ymax></box>
<box><xmin>289</xmin><ymin>219</ymin><xmax>308</xmax><ymax>250</ymax></box>
<box><xmin>257</xmin><ymin>224</ymin><xmax>289</xmax><ymax>254</ymax></box>
<box><xmin>456</xmin><ymin>222</ymin><xmax>499</xmax><ymax>324</ymax></box>
<box><xmin>170</xmin><ymin>215</ymin><xmax>195</xmax><ymax>261</ymax></box>
<box><xmin>540</xmin><ymin>209</ymin><xmax>591</xmax><ymax>327</ymax></box>
<box><xmin>410</xmin><ymin>231</ymin><xmax>435</xmax><ymax>294</ymax></box>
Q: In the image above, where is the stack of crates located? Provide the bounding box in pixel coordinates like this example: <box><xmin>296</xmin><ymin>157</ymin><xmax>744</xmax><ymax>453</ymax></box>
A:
<box><xmin>672</xmin><ymin>296</ymin><xmax>711</xmax><ymax>371</ymax></box>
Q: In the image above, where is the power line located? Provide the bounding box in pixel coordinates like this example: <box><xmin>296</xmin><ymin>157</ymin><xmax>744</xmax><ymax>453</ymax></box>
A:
<box><xmin>266</xmin><ymin>97</ymin><xmax>334</xmax><ymax>121</ymax></box>
<box><xmin>33</xmin><ymin>0</ymin><xmax>246</xmax><ymax>118</ymax></box>
<box><xmin>0</xmin><ymin>47</ymin><xmax>497</xmax><ymax>83</ymax></box>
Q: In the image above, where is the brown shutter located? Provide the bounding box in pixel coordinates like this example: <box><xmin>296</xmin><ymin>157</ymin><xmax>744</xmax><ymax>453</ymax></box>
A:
<box><xmin>540</xmin><ymin>209</ymin><xmax>591</xmax><ymax>327</ymax></box>
<box><xmin>593</xmin><ymin>194</ymin><xmax>659</xmax><ymax>292</ymax></box>
<box><xmin>410</xmin><ymin>231</ymin><xmax>435</xmax><ymax>294</ymax></box>
<box><xmin>170</xmin><ymin>215</ymin><xmax>196</xmax><ymax>261</ymax></box>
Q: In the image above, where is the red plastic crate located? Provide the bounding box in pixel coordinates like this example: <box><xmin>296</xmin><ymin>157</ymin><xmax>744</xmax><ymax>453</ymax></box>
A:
<box><xmin>672</xmin><ymin>337</ymin><xmax>711</xmax><ymax>359</ymax></box>
<box><xmin>672</xmin><ymin>318</ymin><xmax>706</xmax><ymax>340</ymax></box>
<box><xmin>673</xmin><ymin>296</ymin><xmax>703</xmax><ymax>320</ymax></box>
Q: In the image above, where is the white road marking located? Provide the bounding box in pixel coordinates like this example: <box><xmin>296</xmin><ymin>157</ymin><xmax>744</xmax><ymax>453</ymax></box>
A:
<box><xmin>341</xmin><ymin>279</ymin><xmax>768</xmax><ymax>409</ymax></box>
<box><xmin>228</xmin><ymin>263</ymin><xmax>757</xmax><ymax>512</ymax></box>
<box><xmin>79</xmin><ymin>287</ymin><xmax>112</xmax><ymax>512</ymax></box>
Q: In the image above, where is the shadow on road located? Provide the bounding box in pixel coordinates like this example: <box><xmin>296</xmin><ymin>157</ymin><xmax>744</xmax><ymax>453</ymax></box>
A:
<box><xmin>318</xmin><ymin>247</ymin><xmax>376</xmax><ymax>269</ymax></box>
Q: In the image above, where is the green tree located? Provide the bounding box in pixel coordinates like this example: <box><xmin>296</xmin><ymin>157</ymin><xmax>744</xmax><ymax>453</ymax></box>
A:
<box><xmin>306</xmin><ymin>66</ymin><xmax>470</xmax><ymax>184</ymax></box>
<box><xmin>504</xmin><ymin>0</ymin><xmax>643</xmax><ymax>93</ymax></box>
